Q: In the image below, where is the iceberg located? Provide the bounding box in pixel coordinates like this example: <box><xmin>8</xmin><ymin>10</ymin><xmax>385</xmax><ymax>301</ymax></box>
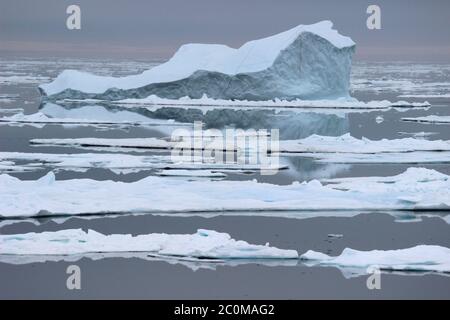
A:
<box><xmin>301</xmin><ymin>245</ymin><xmax>450</xmax><ymax>274</ymax></box>
<box><xmin>1</xmin><ymin>168</ymin><xmax>449</xmax><ymax>218</ymax></box>
<box><xmin>39</xmin><ymin>21</ymin><xmax>355</xmax><ymax>101</ymax></box>
<box><xmin>0</xmin><ymin>228</ymin><xmax>298</xmax><ymax>261</ymax></box>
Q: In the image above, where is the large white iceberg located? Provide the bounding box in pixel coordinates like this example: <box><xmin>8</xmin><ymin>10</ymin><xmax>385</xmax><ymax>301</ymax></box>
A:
<box><xmin>39</xmin><ymin>21</ymin><xmax>355</xmax><ymax>101</ymax></box>
<box><xmin>1</xmin><ymin>168</ymin><xmax>449</xmax><ymax>218</ymax></box>
<box><xmin>0</xmin><ymin>228</ymin><xmax>298</xmax><ymax>260</ymax></box>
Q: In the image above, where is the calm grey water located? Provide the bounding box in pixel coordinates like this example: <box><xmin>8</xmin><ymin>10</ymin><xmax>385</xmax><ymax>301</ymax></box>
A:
<box><xmin>0</xmin><ymin>58</ymin><xmax>450</xmax><ymax>299</ymax></box>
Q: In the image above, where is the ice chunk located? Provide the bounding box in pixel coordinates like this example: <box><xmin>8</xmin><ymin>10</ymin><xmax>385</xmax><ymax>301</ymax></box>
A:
<box><xmin>1</xmin><ymin>168</ymin><xmax>449</xmax><ymax>218</ymax></box>
<box><xmin>40</xmin><ymin>21</ymin><xmax>355</xmax><ymax>101</ymax></box>
<box><xmin>0</xmin><ymin>228</ymin><xmax>298</xmax><ymax>260</ymax></box>
<box><xmin>301</xmin><ymin>245</ymin><xmax>450</xmax><ymax>274</ymax></box>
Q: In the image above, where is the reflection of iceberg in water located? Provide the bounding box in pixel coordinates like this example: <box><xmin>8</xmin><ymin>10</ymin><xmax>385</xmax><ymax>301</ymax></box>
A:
<box><xmin>59</xmin><ymin>103</ymin><xmax>348</xmax><ymax>140</ymax></box>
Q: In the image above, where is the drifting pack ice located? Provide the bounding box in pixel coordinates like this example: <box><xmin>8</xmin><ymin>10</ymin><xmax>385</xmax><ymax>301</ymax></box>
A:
<box><xmin>39</xmin><ymin>21</ymin><xmax>355</xmax><ymax>101</ymax></box>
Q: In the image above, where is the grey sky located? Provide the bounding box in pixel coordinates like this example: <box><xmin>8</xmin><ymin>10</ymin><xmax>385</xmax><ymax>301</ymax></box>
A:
<box><xmin>1</xmin><ymin>0</ymin><xmax>449</xmax><ymax>61</ymax></box>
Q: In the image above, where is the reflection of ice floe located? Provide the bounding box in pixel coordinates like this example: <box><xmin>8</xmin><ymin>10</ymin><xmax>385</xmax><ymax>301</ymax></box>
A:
<box><xmin>0</xmin><ymin>103</ymin><xmax>188</xmax><ymax>128</ymax></box>
<box><xmin>0</xmin><ymin>228</ymin><xmax>298</xmax><ymax>265</ymax></box>
<box><xmin>402</xmin><ymin>115</ymin><xmax>450</xmax><ymax>124</ymax></box>
<box><xmin>0</xmin><ymin>252</ymin><xmax>299</xmax><ymax>271</ymax></box>
<box><xmin>1</xmin><ymin>168</ymin><xmax>449</xmax><ymax>218</ymax></box>
<box><xmin>301</xmin><ymin>245</ymin><xmax>450</xmax><ymax>276</ymax></box>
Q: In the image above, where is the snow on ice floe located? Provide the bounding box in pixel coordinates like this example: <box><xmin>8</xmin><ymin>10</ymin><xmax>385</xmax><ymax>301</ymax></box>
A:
<box><xmin>1</xmin><ymin>168</ymin><xmax>449</xmax><ymax>218</ymax></box>
<box><xmin>402</xmin><ymin>115</ymin><xmax>450</xmax><ymax>124</ymax></box>
<box><xmin>301</xmin><ymin>245</ymin><xmax>450</xmax><ymax>275</ymax></box>
<box><xmin>40</xmin><ymin>21</ymin><xmax>355</xmax><ymax>101</ymax></box>
<box><xmin>0</xmin><ymin>228</ymin><xmax>298</xmax><ymax>265</ymax></box>
<box><xmin>0</xmin><ymin>104</ymin><xmax>187</xmax><ymax>128</ymax></box>
<box><xmin>279</xmin><ymin>133</ymin><xmax>450</xmax><ymax>154</ymax></box>
<box><xmin>0</xmin><ymin>152</ymin><xmax>286</xmax><ymax>174</ymax></box>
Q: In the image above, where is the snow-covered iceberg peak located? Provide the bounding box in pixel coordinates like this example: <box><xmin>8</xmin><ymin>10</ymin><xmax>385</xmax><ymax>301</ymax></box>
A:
<box><xmin>39</xmin><ymin>21</ymin><xmax>355</xmax><ymax>101</ymax></box>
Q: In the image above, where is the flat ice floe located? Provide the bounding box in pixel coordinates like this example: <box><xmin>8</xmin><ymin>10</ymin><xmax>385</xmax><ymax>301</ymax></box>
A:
<box><xmin>1</xmin><ymin>168</ymin><xmax>449</xmax><ymax>218</ymax></box>
<box><xmin>301</xmin><ymin>245</ymin><xmax>450</xmax><ymax>274</ymax></box>
<box><xmin>308</xmin><ymin>151</ymin><xmax>450</xmax><ymax>164</ymax></box>
<box><xmin>279</xmin><ymin>133</ymin><xmax>450</xmax><ymax>154</ymax></box>
<box><xmin>0</xmin><ymin>228</ymin><xmax>298</xmax><ymax>263</ymax></box>
<box><xmin>155</xmin><ymin>169</ymin><xmax>226</xmax><ymax>178</ymax></box>
<box><xmin>0</xmin><ymin>152</ymin><xmax>285</xmax><ymax>174</ymax></box>
<box><xmin>399</xmin><ymin>94</ymin><xmax>450</xmax><ymax>98</ymax></box>
<box><xmin>113</xmin><ymin>95</ymin><xmax>430</xmax><ymax>110</ymax></box>
<box><xmin>30</xmin><ymin>133</ymin><xmax>450</xmax><ymax>158</ymax></box>
<box><xmin>402</xmin><ymin>115</ymin><xmax>450</xmax><ymax>124</ymax></box>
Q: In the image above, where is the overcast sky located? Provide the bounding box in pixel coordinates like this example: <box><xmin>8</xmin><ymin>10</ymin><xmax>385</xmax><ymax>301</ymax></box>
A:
<box><xmin>1</xmin><ymin>0</ymin><xmax>449</xmax><ymax>61</ymax></box>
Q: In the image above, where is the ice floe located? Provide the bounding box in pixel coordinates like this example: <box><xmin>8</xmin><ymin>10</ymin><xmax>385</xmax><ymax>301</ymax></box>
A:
<box><xmin>1</xmin><ymin>168</ymin><xmax>449</xmax><ymax>218</ymax></box>
<box><xmin>30</xmin><ymin>133</ymin><xmax>450</xmax><ymax>157</ymax></box>
<box><xmin>308</xmin><ymin>151</ymin><xmax>450</xmax><ymax>164</ymax></box>
<box><xmin>155</xmin><ymin>169</ymin><xmax>227</xmax><ymax>178</ymax></box>
<box><xmin>0</xmin><ymin>152</ymin><xmax>286</xmax><ymax>174</ymax></box>
<box><xmin>399</xmin><ymin>94</ymin><xmax>450</xmax><ymax>98</ymax></box>
<box><xmin>301</xmin><ymin>245</ymin><xmax>450</xmax><ymax>274</ymax></box>
<box><xmin>279</xmin><ymin>133</ymin><xmax>450</xmax><ymax>154</ymax></box>
<box><xmin>0</xmin><ymin>75</ymin><xmax>51</xmax><ymax>85</ymax></box>
<box><xmin>0</xmin><ymin>228</ymin><xmax>298</xmax><ymax>262</ymax></box>
<box><xmin>402</xmin><ymin>115</ymin><xmax>450</xmax><ymax>124</ymax></box>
